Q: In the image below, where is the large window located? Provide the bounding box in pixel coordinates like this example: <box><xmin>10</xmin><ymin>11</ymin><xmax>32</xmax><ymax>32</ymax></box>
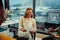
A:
<box><xmin>2</xmin><ymin>0</ymin><xmax>5</xmax><ymax>9</ymax></box>
<box><xmin>8</xmin><ymin>0</ymin><xmax>33</xmax><ymax>20</ymax></box>
<box><xmin>35</xmin><ymin>0</ymin><xmax>60</xmax><ymax>23</ymax></box>
<box><xmin>35</xmin><ymin>0</ymin><xmax>60</xmax><ymax>32</ymax></box>
<box><xmin>3</xmin><ymin>0</ymin><xmax>60</xmax><ymax>33</ymax></box>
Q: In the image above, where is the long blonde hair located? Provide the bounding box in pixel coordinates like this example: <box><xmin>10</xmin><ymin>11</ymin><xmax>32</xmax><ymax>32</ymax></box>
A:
<box><xmin>24</xmin><ymin>8</ymin><xmax>34</xmax><ymax>18</ymax></box>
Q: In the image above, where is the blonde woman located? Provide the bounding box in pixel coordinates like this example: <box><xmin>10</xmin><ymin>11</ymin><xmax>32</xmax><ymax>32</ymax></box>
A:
<box><xmin>18</xmin><ymin>8</ymin><xmax>37</xmax><ymax>40</ymax></box>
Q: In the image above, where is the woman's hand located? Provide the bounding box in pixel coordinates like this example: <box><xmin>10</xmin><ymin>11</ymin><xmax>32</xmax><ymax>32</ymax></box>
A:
<box><xmin>29</xmin><ymin>31</ymin><xmax>34</xmax><ymax>35</ymax></box>
<box><xmin>20</xmin><ymin>27</ymin><xmax>27</xmax><ymax>32</ymax></box>
<box><xmin>33</xmin><ymin>30</ymin><xmax>36</xmax><ymax>33</ymax></box>
<box><xmin>22</xmin><ymin>28</ymin><xmax>27</xmax><ymax>32</ymax></box>
<box><xmin>29</xmin><ymin>30</ymin><xmax>36</xmax><ymax>35</ymax></box>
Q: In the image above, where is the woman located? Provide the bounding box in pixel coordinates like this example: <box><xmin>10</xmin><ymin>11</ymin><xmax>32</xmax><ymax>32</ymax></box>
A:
<box><xmin>18</xmin><ymin>8</ymin><xmax>37</xmax><ymax>40</ymax></box>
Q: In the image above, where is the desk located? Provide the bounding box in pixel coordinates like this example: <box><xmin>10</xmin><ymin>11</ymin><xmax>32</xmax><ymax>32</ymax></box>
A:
<box><xmin>1</xmin><ymin>20</ymin><xmax>19</xmax><ymax>26</ymax></box>
<box><xmin>0</xmin><ymin>20</ymin><xmax>19</xmax><ymax>32</ymax></box>
<box><xmin>0</xmin><ymin>28</ymin><xmax>8</xmax><ymax>32</ymax></box>
<box><xmin>0</xmin><ymin>19</ymin><xmax>19</xmax><ymax>40</ymax></box>
<box><xmin>0</xmin><ymin>33</ymin><xmax>16</xmax><ymax>40</ymax></box>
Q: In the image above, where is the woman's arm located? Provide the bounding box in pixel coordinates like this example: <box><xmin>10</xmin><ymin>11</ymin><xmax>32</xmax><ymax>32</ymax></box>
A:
<box><xmin>19</xmin><ymin>17</ymin><xmax>26</xmax><ymax>32</ymax></box>
<box><xmin>32</xmin><ymin>19</ymin><xmax>37</xmax><ymax>32</ymax></box>
<box><xmin>54</xmin><ymin>36</ymin><xmax>60</xmax><ymax>38</ymax></box>
<box><xmin>19</xmin><ymin>17</ymin><xmax>23</xmax><ymax>30</ymax></box>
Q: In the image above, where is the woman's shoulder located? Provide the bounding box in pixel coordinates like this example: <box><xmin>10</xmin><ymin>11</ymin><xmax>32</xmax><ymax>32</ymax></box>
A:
<box><xmin>20</xmin><ymin>16</ymin><xmax>24</xmax><ymax>19</ymax></box>
<box><xmin>19</xmin><ymin>16</ymin><xmax>24</xmax><ymax>20</ymax></box>
<box><xmin>31</xmin><ymin>18</ymin><xmax>36</xmax><ymax>22</ymax></box>
<box><xmin>20</xmin><ymin>16</ymin><xmax>24</xmax><ymax>18</ymax></box>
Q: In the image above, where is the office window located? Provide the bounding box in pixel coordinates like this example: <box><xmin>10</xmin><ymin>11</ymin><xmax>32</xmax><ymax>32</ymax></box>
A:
<box><xmin>35</xmin><ymin>0</ymin><xmax>60</xmax><ymax>23</ymax></box>
<box><xmin>2</xmin><ymin>0</ymin><xmax>5</xmax><ymax>9</ymax></box>
<box><xmin>35</xmin><ymin>0</ymin><xmax>60</xmax><ymax>32</ymax></box>
<box><xmin>9</xmin><ymin>0</ymin><xmax>33</xmax><ymax>20</ymax></box>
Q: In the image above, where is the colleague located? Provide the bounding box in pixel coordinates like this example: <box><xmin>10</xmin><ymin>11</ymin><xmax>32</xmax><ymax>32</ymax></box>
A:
<box><xmin>18</xmin><ymin>8</ymin><xmax>37</xmax><ymax>40</ymax></box>
<box><xmin>42</xmin><ymin>27</ymin><xmax>54</xmax><ymax>40</ymax></box>
<box><xmin>42</xmin><ymin>26</ymin><xmax>60</xmax><ymax>40</ymax></box>
<box><xmin>51</xmin><ymin>27</ymin><xmax>60</xmax><ymax>40</ymax></box>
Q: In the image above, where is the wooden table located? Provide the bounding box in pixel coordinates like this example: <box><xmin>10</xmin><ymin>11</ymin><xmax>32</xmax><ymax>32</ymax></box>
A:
<box><xmin>0</xmin><ymin>20</ymin><xmax>19</xmax><ymax>40</ymax></box>
<box><xmin>1</xmin><ymin>20</ymin><xmax>19</xmax><ymax>26</ymax></box>
<box><xmin>0</xmin><ymin>33</ymin><xmax>16</xmax><ymax>40</ymax></box>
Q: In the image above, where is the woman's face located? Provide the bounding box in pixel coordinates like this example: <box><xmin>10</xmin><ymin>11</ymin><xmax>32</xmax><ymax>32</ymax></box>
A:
<box><xmin>27</xmin><ymin>10</ymin><xmax>33</xmax><ymax>18</ymax></box>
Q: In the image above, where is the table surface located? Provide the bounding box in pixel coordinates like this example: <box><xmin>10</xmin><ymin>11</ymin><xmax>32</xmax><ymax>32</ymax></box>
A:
<box><xmin>0</xmin><ymin>19</ymin><xmax>19</xmax><ymax>32</ymax></box>
<box><xmin>0</xmin><ymin>28</ymin><xmax>8</xmax><ymax>32</ymax></box>
<box><xmin>0</xmin><ymin>33</ymin><xmax>16</xmax><ymax>40</ymax></box>
<box><xmin>1</xmin><ymin>19</ymin><xmax>19</xmax><ymax>26</ymax></box>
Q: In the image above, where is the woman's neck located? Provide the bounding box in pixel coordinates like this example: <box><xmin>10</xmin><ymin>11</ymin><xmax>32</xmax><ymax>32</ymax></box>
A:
<box><xmin>25</xmin><ymin>16</ymin><xmax>31</xmax><ymax>18</ymax></box>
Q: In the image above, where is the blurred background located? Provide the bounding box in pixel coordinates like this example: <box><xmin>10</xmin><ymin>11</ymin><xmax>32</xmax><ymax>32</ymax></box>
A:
<box><xmin>0</xmin><ymin>0</ymin><xmax>60</xmax><ymax>40</ymax></box>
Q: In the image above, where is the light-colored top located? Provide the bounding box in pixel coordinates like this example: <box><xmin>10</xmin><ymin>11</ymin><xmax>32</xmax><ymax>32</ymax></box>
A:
<box><xmin>19</xmin><ymin>16</ymin><xmax>37</xmax><ymax>31</ymax></box>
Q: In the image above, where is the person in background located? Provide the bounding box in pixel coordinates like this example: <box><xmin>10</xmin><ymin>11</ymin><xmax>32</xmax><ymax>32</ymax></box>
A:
<box><xmin>0</xmin><ymin>0</ymin><xmax>16</xmax><ymax>40</ymax></box>
<box><xmin>42</xmin><ymin>25</ymin><xmax>60</xmax><ymax>40</ymax></box>
<box><xmin>49</xmin><ymin>27</ymin><xmax>60</xmax><ymax>40</ymax></box>
<box><xmin>18</xmin><ymin>8</ymin><xmax>37</xmax><ymax>40</ymax></box>
<box><xmin>0</xmin><ymin>0</ymin><xmax>5</xmax><ymax>25</ymax></box>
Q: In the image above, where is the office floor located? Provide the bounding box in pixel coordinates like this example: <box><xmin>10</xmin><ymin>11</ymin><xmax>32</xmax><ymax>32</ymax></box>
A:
<box><xmin>0</xmin><ymin>29</ymin><xmax>49</xmax><ymax>40</ymax></box>
<box><xmin>35</xmin><ymin>33</ymin><xmax>49</xmax><ymax>40</ymax></box>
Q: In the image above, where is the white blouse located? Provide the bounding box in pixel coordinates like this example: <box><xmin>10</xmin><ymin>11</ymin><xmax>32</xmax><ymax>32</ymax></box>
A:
<box><xmin>19</xmin><ymin>16</ymin><xmax>37</xmax><ymax>31</ymax></box>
